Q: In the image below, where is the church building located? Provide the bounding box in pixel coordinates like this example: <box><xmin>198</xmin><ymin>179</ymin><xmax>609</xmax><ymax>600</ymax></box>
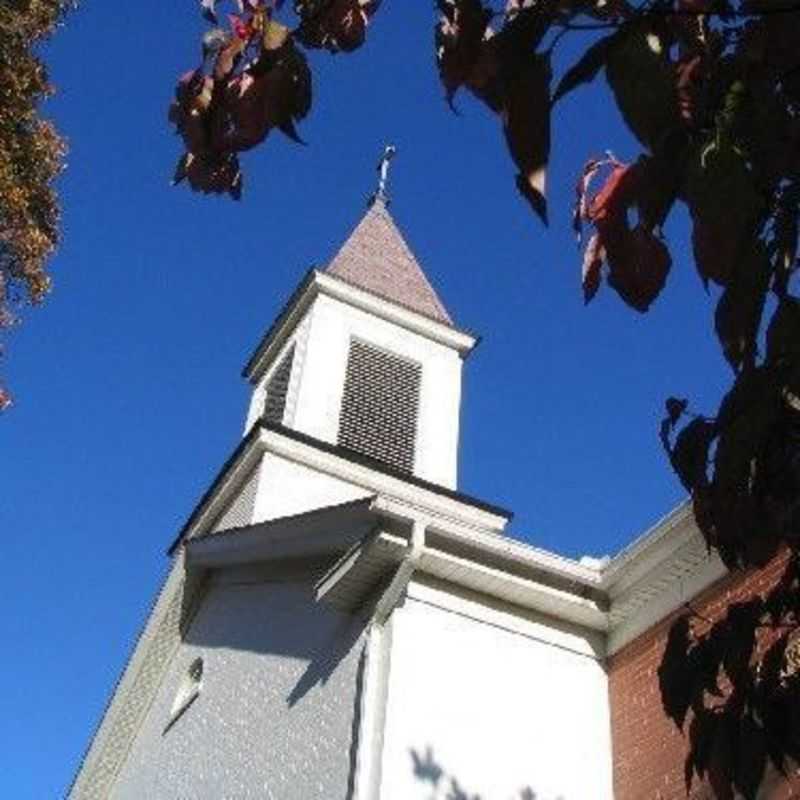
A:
<box><xmin>69</xmin><ymin>164</ymin><xmax>797</xmax><ymax>800</ymax></box>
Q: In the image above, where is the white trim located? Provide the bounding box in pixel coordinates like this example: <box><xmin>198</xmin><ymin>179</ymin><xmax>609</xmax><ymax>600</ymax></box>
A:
<box><xmin>245</xmin><ymin>271</ymin><xmax>477</xmax><ymax>383</ymax></box>
<box><xmin>600</xmin><ymin>501</ymin><xmax>695</xmax><ymax>594</ymax></box>
<box><xmin>419</xmin><ymin>545</ymin><xmax>608</xmax><ymax>632</ymax></box>
<box><xmin>182</xmin><ymin>427</ymin><xmax>509</xmax><ymax>545</ymax></box>
<box><xmin>182</xmin><ymin>426</ymin><xmax>727</xmax><ymax>656</ymax></box>
<box><xmin>373</xmin><ymin>520</ymin><xmax>426</xmax><ymax>624</ymax></box>
<box><xmin>606</xmin><ymin>531</ymin><xmax>726</xmax><ymax>655</ymax></box>
<box><xmin>351</xmin><ymin>619</ymin><xmax>393</xmax><ymax>800</ymax></box>
<box><xmin>316</xmin><ymin>273</ymin><xmax>477</xmax><ymax>355</ymax></box>
<box><xmin>405</xmin><ymin>576</ymin><xmax>605</xmax><ymax>660</ymax></box>
<box><xmin>182</xmin><ymin>441</ymin><xmax>266</xmax><ymax>545</ymax></box>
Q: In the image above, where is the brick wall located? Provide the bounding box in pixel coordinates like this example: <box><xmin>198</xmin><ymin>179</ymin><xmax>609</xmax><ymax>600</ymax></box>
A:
<box><xmin>608</xmin><ymin>548</ymin><xmax>800</xmax><ymax>800</ymax></box>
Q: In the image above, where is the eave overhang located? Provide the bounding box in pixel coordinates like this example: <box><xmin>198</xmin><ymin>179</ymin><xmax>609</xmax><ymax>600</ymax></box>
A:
<box><xmin>312</xmin><ymin>497</ymin><xmax>727</xmax><ymax>654</ymax></box>
<box><xmin>170</xmin><ymin>422</ymin><xmax>512</xmax><ymax>555</ymax></box>
<box><xmin>170</xmin><ymin>423</ymin><xmax>726</xmax><ymax>656</ymax></box>
<box><xmin>242</xmin><ymin>270</ymin><xmax>479</xmax><ymax>383</ymax></box>
<box><xmin>186</xmin><ymin>497</ymin><xmax>381</xmax><ymax>569</ymax></box>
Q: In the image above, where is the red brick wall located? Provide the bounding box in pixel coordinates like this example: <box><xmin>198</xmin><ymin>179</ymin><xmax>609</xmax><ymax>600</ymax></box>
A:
<box><xmin>608</xmin><ymin>549</ymin><xmax>800</xmax><ymax>800</ymax></box>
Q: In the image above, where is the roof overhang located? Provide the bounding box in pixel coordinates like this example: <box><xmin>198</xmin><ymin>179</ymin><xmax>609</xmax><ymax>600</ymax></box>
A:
<box><xmin>171</xmin><ymin>422</ymin><xmax>512</xmax><ymax>555</ymax></box>
<box><xmin>186</xmin><ymin>497</ymin><xmax>382</xmax><ymax>570</ymax></box>
<box><xmin>242</xmin><ymin>270</ymin><xmax>479</xmax><ymax>383</ymax></box>
<box><xmin>171</xmin><ymin>424</ymin><xmax>725</xmax><ymax>657</ymax></box>
<box><xmin>311</xmin><ymin>497</ymin><xmax>727</xmax><ymax>654</ymax></box>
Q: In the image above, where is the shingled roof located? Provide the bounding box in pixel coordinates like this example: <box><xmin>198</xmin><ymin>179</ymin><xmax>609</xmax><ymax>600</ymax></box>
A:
<box><xmin>326</xmin><ymin>199</ymin><xmax>453</xmax><ymax>326</ymax></box>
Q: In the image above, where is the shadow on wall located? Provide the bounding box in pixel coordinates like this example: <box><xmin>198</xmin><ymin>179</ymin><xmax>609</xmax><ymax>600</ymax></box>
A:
<box><xmin>182</xmin><ymin>575</ymin><xmax>367</xmax><ymax>707</ymax></box>
<box><xmin>410</xmin><ymin>746</ymin><xmax>560</xmax><ymax>800</ymax></box>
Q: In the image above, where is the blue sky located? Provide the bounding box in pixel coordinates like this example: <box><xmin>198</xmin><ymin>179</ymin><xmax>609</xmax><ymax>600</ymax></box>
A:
<box><xmin>1</xmin><ymin>2</ymin><xmax>730</xmax><ymax>796</ymax></box>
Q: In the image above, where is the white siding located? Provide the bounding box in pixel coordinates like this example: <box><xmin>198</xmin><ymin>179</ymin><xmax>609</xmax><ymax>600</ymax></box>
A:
<box><xmin>252</xmin><ymin>451</ymin><xmax>372</xmax><ymax>523</ymax></box>
<box><xmin>111</xmin><ymin>574</ymin><xmax>366</xmax><ymax>800</ymax></box>
<box><xmin>211</xmin><ymin>464</ymin><xmax>261</xmax><ymax>532</ymax></box>
<box><xmin>378</xmin><ymin>580</ymin><xmax>614</xmax><ymax>800</ymax></box>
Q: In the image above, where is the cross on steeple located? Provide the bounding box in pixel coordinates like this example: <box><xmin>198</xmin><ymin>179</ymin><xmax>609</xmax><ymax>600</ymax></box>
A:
<box><xmin>371</xmin><ymin>144</ymin><xmax>396</xmax><ymax>206</ymax></box>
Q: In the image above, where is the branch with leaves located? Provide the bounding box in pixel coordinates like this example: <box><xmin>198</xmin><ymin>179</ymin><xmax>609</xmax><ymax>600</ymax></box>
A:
<box><xmin>658</xmin><ymin>554</ymin><xmax>800</xmax><ymax>799</ymax></box>
<box><xmin>0</xmin><ymin>0</ymin><xmax>71</xmax><ymax>410</ymax></box>
<box><xmin>168</xmin><ymin>0</ymin><xmax>379</xmax><ymax>198</ymax></box>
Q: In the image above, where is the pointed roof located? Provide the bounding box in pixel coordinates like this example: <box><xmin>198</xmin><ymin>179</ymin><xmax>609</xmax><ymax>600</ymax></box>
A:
<box><xmin>326</xmin><ymin>199</ymin><xmax>453</xmax><ymax>326</ymax></box>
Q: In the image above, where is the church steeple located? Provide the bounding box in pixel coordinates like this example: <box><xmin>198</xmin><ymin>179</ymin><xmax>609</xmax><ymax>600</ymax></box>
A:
<box><xmin>241</xmin><ymin>178</ymin><xmax>476</xmax><ymax>490</ymax></box>
<box><xmin>326</xmin><ymin>197</ymin><xmax>453</xmax><ymax>326</ymax></box>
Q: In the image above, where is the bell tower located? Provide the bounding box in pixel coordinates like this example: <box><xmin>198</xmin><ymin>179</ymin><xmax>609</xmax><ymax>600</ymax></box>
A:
<box><xmin>69</xmin><ymin>157</ymin><xmax>514</xmax><ymax>800</ymax></box>
<box><xmin>240</xmin><ymin>155</ymin><xmax>476</xmax><ymax>490</ymax></box>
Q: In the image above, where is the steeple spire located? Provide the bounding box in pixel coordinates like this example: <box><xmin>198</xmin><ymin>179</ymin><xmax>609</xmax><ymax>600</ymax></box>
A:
<box><xmin>326</xmin><ymin>188</ymin><xmax>453</xmax><ymax>326</ymax></box>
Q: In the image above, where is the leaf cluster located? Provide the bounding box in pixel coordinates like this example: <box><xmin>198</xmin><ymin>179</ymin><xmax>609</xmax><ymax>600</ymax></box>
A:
<box><xmin>0</xmin><ymin>0</ymin><xmax>70</xmax><ymax>409</ymax></box>
<box><xmin>660</xmin><ymin>296</ymin><xmax>800</xmax><ymax>571</ymax></box>
<box><xmin>170</xmin><ymin>0</ymin><xmax>380</xmax><ymax>198</ymax></box>
<box><xmin>434</xmin><ymin>1</ymin><xmax>800</xmax><ymax>585</ymax></box>
<box><xmin>659</xmin><ymin>555</ymin><xmax>800</xmax><ymax>799</ymax></box>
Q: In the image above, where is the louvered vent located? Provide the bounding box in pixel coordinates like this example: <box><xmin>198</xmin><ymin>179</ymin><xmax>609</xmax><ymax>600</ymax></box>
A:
<box><xmin>210</xmin><ymin>465</ymin><xmax>260</xmax><ymax>533</ymax></box>
<box><xmin>263</xmin><ymin>346</ymin><xmax>294</xmax><ymax>426</ymax></box>
<box><xmin>338</xmin><ymin>339</ymin><xmax>421</xmax><ymax>473</ymax></box>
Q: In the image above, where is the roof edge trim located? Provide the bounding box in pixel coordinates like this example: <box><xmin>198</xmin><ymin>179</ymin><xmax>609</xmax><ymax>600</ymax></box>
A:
<box><xmin>242</xmin><ymin>270</ymin><xmax>479</xmax><ymax>383</ymax></box>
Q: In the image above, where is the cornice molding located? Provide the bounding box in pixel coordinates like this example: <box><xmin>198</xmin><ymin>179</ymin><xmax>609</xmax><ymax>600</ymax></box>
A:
<box><xmin>244</xmin><ymin>271</ymin><xmax>478</xmax><ymax>383</ymax></box>
<box><xmin>173</xmin><ymin>423</ymin><xmax>725</xmax><ymax>656</ymax></box>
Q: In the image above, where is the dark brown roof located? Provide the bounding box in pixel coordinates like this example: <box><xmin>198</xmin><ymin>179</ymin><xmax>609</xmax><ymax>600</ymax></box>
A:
<box><xmin>326</xmin><ymin>199</ymin><xmax>453</xmax><ymax>326</ymax></box>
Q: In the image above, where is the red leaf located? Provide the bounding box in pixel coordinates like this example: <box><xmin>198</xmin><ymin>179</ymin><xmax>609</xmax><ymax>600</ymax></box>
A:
<box><xmin>296</xmin><ymin>0</ymin><xmax>381</xmax><ymax>53</ymax></box>
<box><xmin>213</xmin><ymin>32</ymin><xmax>246</xmax><ymax>80</ymax></box>
<box><xmin>573</xmin><ymin>157</ymin><xmax>604</xmax><ymax>239</ymax></box>
<box><xmin>575</xmin><ymin>159</ymin><xmax>673</xmax><ymax>309</ymax></box>
<box><xmin>582</xmin><ymin>233</ymin><xmax>605</xmax><ymax>304</ymax></box>
<box><xmin>606</xmin><ymin>224</ymin><xmax>671</xmax><ymax>312</ymax></box>
<box><xmin>168</xmin><ymin>71</ymin><xmax>215</xmax><ymax>155</ymax></box>
<box><xmin>225</xmin><ymin>42</ymin><xmax>312</xmax><ymax>151</ymax></box>
<box><xmin>587</xmin><ymin>164</ymin><xmax>637</xmax><ymax>225</ymax></box>
<box><xmin>434</xmin><ymin>0</ymin><xmax>494</xmax><ymax>106</ymax></box>
<box><xmin>183</xmin><ymin>152</ymin><xmax>243</xmax><ymax>199</ymax></box>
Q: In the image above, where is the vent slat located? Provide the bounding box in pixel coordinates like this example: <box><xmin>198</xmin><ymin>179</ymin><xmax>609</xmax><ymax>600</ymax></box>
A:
<box><xmin>263</xmin><ymin>346</ymin><xmax>295</xmax><ymax>426</ymax></box>
<box><xmin>338</xmin><ymin>340</ymin><xmax>421</xmax><ymax>473</ymax></box>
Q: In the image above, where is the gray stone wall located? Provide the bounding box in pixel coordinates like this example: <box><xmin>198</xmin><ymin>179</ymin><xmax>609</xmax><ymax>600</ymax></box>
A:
<box><xmin>111</xmin><ymin>572</ymin><xmax>366</xmax><ymax>800</ymax></box>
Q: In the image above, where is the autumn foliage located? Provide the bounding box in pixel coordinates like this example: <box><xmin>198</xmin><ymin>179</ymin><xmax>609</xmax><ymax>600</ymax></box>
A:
<box><xmin>0</xmin><ymin>0</ymin><xmax>69</xmax><ymax>410</ymax></box>
<box><xmin>170</xmin><ymin>1</ymin><xmax>800</xmax><ymax>795</ymax></box>
<box><xmin>168</xmin><ymin>0</ymin><xmax>379</xmax><ymax>198</ymax></box>
<box><xmin>658</xmin><ymin>557</ymin><xmax>800</xmax><ymax>798</ymax></box>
